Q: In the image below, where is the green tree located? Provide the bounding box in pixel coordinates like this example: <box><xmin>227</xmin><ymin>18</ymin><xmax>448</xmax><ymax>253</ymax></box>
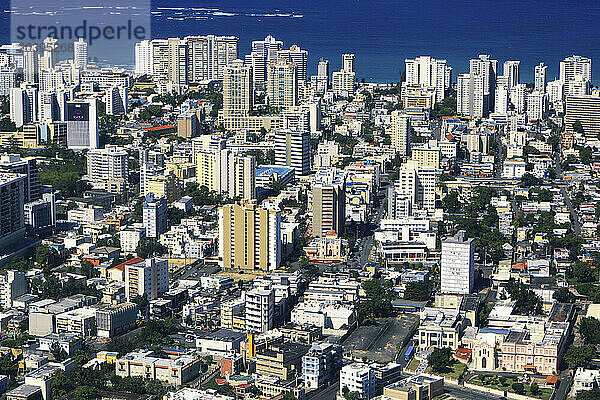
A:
<box><xmin>50</xmin><ymin>342</ymin><xmax>68</xmax><ymax>362</ymax></box>
<box><xmin>403</xmin><ymin>281</ymin><xmax>433</xmax><ymax>301</ymax></box>
<box><xmin>51</xmin><ymin>371</ymin><xmax>74</xmax><ymax>399</ymax></box>
<box><xmin>132</xmin><ymin>294</ymin><xmax>148</xmax><ymax>316</ymax></box>
<box><xmin>577</xmin><ymin>389</ymin><xmax>600</xmax><ymax>400</ymax></box>
<box><xmin>553</xmin><ymin>287</ymin><xmax>576</xmax><ymax>303</ymax></box>
<box><xmin>519</xmin><ymin>173</ymin><xmax>542</xmax><ymax>188</ymax></box>
<box><xmin>511</xmin><ymin>382</ymin><xmax>524</xmax><ymax>395</ymax></box>
<box><xmin>428</xmin><ymin>347</ymin><xmax>453</xmax><ymax>373</ymax></box>
<box><xmin>356</xmin><ymin>279</ymin><xmax>396</xmax><ymax>321</ymax></box>
<box><xmin>135</xmin><ymin>238</ymin><xmax>167</xmax><ymax>258</ymax></box>
<box><xmin>530</xmin><ymin>382</ymin><xmax>539</xmax><ymax>396</ymax></box>
<box><xmin>442</xmin><ymin>192</ymin><xmax>462</xmax><ymax>213</ymax></box>
<box><xmin>579</xmin><ymin>317</ymin><xmax>600</xmax><ymax>345</ymax></box>
<box><xmin>572</xmin><ymin>119</ymin><xmax>584</xmax><ymax>135</ymax></box>
<box><xmin>71</xmin><ymin>386</ymin><xmax>98</xmax><ymax>400</ymax></box>
<box><xmin>564</xmin><ymin>344</ymin><xmax>596</xmax><ymax>368</ymax></box>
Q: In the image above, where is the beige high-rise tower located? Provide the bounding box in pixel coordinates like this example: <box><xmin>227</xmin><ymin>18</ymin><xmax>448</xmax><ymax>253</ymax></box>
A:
<box><xmin>219</xmin><ymin>200</ymin><xmax>281</xmax><ymax>271</ymax></box>
<box><xmin>266</xmin><ymin>58</ymin><xmax>298</xmax><ymax>108</ymax></box>
<box><xmin>222</xmin><ymin>60</ymin><xmax>253</xmax><ymax>118</ymax></box>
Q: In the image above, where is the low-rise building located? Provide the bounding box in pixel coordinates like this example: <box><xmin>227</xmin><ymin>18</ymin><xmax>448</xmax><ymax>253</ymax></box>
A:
<box><xmin>115</xmin><ymin>350</ymin><xmax>200</xmax><ymax>386</ymax></box>
<box><xmin>417</xmin><ymin>307</ymin><xmax>463</xmax><ymax>350</ymax></box>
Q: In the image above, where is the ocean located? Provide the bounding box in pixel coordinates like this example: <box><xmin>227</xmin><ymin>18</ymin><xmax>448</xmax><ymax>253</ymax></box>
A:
<box><xmin>2</xmin><ymin>0</ymin><xmax>600</xmax><ymax>84</ymax></box>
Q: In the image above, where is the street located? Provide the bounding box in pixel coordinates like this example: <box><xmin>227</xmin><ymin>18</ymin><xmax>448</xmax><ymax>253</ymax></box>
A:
<box><xmin>348</xmin><ymin>180</ymin><xmax>388</xmax><ymax>269</ymax></box>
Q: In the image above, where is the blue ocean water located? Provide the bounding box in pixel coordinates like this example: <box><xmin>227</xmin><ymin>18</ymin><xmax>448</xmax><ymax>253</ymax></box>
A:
<box><xmin>2</xmin><ymin>0</ymin><xmax>600</xmax><ymax>83</ymax></box>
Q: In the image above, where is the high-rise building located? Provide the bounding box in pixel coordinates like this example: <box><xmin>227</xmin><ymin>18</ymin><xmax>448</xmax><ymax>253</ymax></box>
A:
<box><xmin>0</xmin><ymin>154</ymin><xmax>41</xmax><ymax>203</ymax></box>
<box><xmin>565</xmin><ymin>95</ymin><xmax>600</xmax><ymax>139</ymax></box>
<box><xmin>440</xmin><ymin>231</ymin><xmax>475</xmax><ymax>294</ymax></box>
<box><xmin>244</xmin><ymin>284</ymin><xmax>275</xmax><ymax>333</ymax></box>
<box><xmin>310</xmin><ymin>168</ymin><xmax>346</xmax><ymax>237</ymax></box>
<box><xmin>105</xmin><ymin>86</ymin><xmax>129</xmax><ymax>115</ymax></box>
<box><xmin>246</xmin><ymin>35</ymin><xmax>283</xmax><ymax>90</ymax></box>
<box><xmin>387</xmin><ymin>111</ymin><xmax>411</xmax><ymax>156</ymax></box>
<box><xmin>510</xmin><ymin>84</ymin><xmax>527</xmax><ymax>114</ymax></box>
<box><xmin>460</xmin><ymin>54</ymin><xmax>497</xmax><ymax>117</ymax></box>
<box><xmin>185</xmin><ymin>35</ymin><xmax>238</xmax><ymax>81</ymax></box>
<box><xmin>266</xmin><ymin>58</ymin><xmax>298</xmax><ymax>108</ymax></box>
<box><xmin>0</xmin><ymin>270</ymin><xmax>26</xmax><ymax>309</ymax></box>
<box><xmin>560</xmin><ymin>55</ymin><xmax>591</xmax><ymax>84</ymax></box>
<box><xmin>317</xmin><ymin>58</ymin><xmax>330</xmax><ymax>78</ymax></box>
<box><xmin>0</xmin><ymin>173</ymin><xmax>26</xmax><ymax>250</ymax></box>
<box><xmin>278</xmin><ymin>45</ymin><xmax>308</xmax><ymax>82</ymax></box>
<box><xmin>65</xmin><ymin>98</ymin><xmax>99</xmax><ymax>149</ymax></box>
<box><xmin>302</xmin><ymin>343</ymin><xmax>343</xmax><ymax>389</ymax></box>
<box><xmin>0</xmin><ymin>154</ymin><xmax>40</xmax><ymax>203</ymax></box>
<box><xmin>342</xmin><ymin>53</ymin><xmax>355</xmax><ymax>73</ymax></box>
<box><xmin>125</xmin><ymin>258</ymin><xmax>169</xmax><ymax>301</ymax></box>
<box><xmin>222</xmin><ymin>60</ymin><xmax>253</xmax><ymax>118</ymax></box>
<box><xmin>135</xmin><ymin>40</ymin><xmax>153</xmax><ymax>75</ymax></box>
<box><xmin>196</xmin><ymin>149</ymin><xmax>255</xmax><ymax>199</ymax></box>
<box><xmin>0</xmin><ymin>66</ymin><xmax>17</xmax><ymax>96</ymax></box>
<box><xmin>86</xmin><ymin>145</ymin><xmax>129</xmax><ymax>192</ymax></box>
<box><xmin>9</xmin><ymin>84</ymin><xmax>38</xmax><ymax>127</ymax></box>
<box><xmin>494</xmin><ymin>84</ymin><xmax>509</xmax><ymax>115</ymax></box>
<box><xmin>176</xmin><ymin>111</ymin><xmax>199</xmax><ymax>139</ymax></box>
<box><xmin>74</xmin><ymin>38</ymin><xmax>88</xmax><ymax>69</ymax></box>
<box><xmin>534</xmin><ymin>63</ymin><xmax>547</xmax><ymax>92</ymax></box>
<box><xmin>457</xmin><ymin>72</ymin><xmax>487</xmax><ymax>118</ymax></box>
<box><xmin>502</xmin><ymin>60</ymin><xmax>520</xmax><ymax>89</ymax></box>
<box><xmin>567</xmin><ymin>76</ymin><xmax>590</xmax><ymax>97</ymax></box>
<box><xmin>218</xmin><ymin>200</ymin><xmax>281</xmax><ymax>271</ymax></box>
<box><xmin>332</xmin><ymin>54</ymin><xmax>356</xmax><ymax>96</ymax></box>
<box><xmin>412</xmin><ymin>143</ymin><xmax>441</xmax><ymax>169</ymax></box>
<box><xmin>526</xmin><ymin>91</ymin><xmax>547</xmax><ymax>122</ymax></box>
<box><xmin>142</xmin><ymin>193</ymin><xmax>167</xmax><ymax>238</ymax></box>
<box><xmin>339</xmin><ymin>363</ymin><xmax>377</xmax><ymax>400</ymax></box>
<box><xmin>404</xmin><ymin>56</ymin><xmax>452</xmax><ymax>102</ymax></box>
<box><xmin>394</xmin><ymin>160</ymin><xmax>437</xmax><ymax>211</ymax></box>
<box><xmin>274</xmin><ymin>130</ymin><xmax>311</xmax><ymax>176</ymax></box>
<box><xmin>24</xmin><ymin>192</ymin><xmax>56</xmax><ymax>236</ymax></box>
<box><xmin>23</xmin><ymin>45</ymin><xmax>38</xmax><ymax>84</ymax></box>
<box><xmin>39</xmin><ymin>37</ymin><xmax>58</xmax><ymax>70</ymax></box>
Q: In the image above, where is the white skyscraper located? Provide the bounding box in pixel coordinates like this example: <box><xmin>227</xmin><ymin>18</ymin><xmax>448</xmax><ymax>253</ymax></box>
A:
<box><xmin>246</xmin><ymin>35</ymin><xmax>283</xmax><ymax>89</ymax></box>
<box><xmin>457</xmin><ymin>72</ymin><xmax>487</xmax><ymax>119</ymax></box>
<box><xmin>441</xmin><ymin>231</ymin><xmax>475</xmax><ymax>294</ymax></box>
<box><xmin>142</xmin><ymin>193</ymin><xmax>167</xmax><ymax>238</ymax></box>
<box><xmin>0</xmin><ymin>270</ymin><xmax>26</xmax><ymax>309</ymax></box>
<box><xmin>125</xmin><ymin>258</ymin><xmax>169</xmax><ymax>301</ymax></box>
<box><xmin>560</xmin><ymin>55</ymin><xmax>591</xmax><ymax>84</ymax></box>
<box><xmin>105</xmin><ymin>86</ymin><xmax>129</xmax><ymax>115</ymax></box>
<box><xmin>342</xmin><ymin>53</ymin><xmax>355</xmax><ymax>73</ymax></box>
<box><xmin>494</xmin><ymin>84</ymin><xmax>509</xmax><ymax>115</ymax></box>
<box><xmin>65</xmin><ymin>98</ymin><xmax>98</xmax><ymax>149</ymax></box>
<box><xmin>0</xmin><ymin>66</ymin><xmax>17</xmax><ymax>96</ymax></box>
<box><xmin>526</xmin><ymin>91</ymin><xmax>547</xmax><ymax>122</ymax></box>
<box><xmin>510</xmin><ymin>83</ymin><xmax>526</xmax><ymax>113</ymax></box>
<box><xmin>278</xmin><ymin>45</ymin><xmax>308</xmax><ymax>82</ymax></box>
<box><xmin>135</xmin><ymin>40</ymin><xmax>153</xmax><ymax>75</ymax></box>
<box><xmin>244</xmin><ymin>284</ymin><xmax>274</xmax><ymax>333</ymax></box>
<box><xmin>534</xmin><ymin>63</ymin><xmax>547</xmax><ymax>92</ymax></box>
<box><xmin>546</xmin><ymin>80</ymin><xmax>564</xmax><ymax>103</ymax></box>
<box><xmin>86</xmin><ymin>145</ymin><xmax>129</xmax><ymax>186</ymax></box>
<box><xmin>405</xmin><ymin>56</ymin><xmax>452</xmax><ymax>102</ymax></box>
<box><xmin>503</xmin><ymin>60</ymin><xmax>520</xmax><ymax>89</ymax></box>
<box><xmin>9</xmin><ymin>85</ymin><xmax>38</xmax><ymax>127</ymax></box>
<box><xmin>274</xmin><ymin>130</ymin><xmax>311</xmax><ymax>176</ymax></box>
<box><xmin>74</xmin><ymin>38</ymin><xmax>88</xmax><ymax>69</ymax></box>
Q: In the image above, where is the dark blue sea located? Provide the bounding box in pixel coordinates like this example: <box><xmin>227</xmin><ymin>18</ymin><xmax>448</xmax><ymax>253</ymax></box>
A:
<box><xmin>2</xmin><ymin>0</ymin><xmax>600</xmax><ymax>83</ymax></box>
